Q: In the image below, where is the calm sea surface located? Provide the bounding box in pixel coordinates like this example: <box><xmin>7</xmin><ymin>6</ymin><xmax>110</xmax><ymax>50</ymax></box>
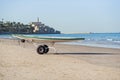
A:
<box><xmin>0</xmin><ymin>33</ymin><xmax>120</xmax><ymax>49</ymax></box>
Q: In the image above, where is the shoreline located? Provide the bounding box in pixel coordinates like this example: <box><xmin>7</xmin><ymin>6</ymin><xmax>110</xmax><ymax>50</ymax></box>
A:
<box><xmin>1</xmin><ymin>38</ymin><xmax>120</xmax><ymax>49</ymax></box>
<box><xmin>0</xmin><ymin>33</ymin><xmax>120</xmax><ymax>49</ymax></box>
<box><xmin>0</xmin><ymin>38</ymin><xmax>120</xmax><ymax>53</ymax></box>
<box><xmin>59</xmin><ymin>42</ymin><xmax>120</xmax><ymax>50</ymax></box>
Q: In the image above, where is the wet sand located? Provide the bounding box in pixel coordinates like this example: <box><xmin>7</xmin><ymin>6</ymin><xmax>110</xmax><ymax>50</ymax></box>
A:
<box><xmin>0</xmin><ymin>39</ymin><xmax>120</xmax><ymax>80</ymax></box>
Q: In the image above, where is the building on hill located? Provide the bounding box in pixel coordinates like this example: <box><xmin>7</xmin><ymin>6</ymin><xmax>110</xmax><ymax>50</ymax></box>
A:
<box><xmin>30</xmin><ymin>18</ymin><xmax>41</xmax><ymax>32</ymax></box>
<box><xmin>30</xmin><ymin>18</ymin><xmax>61</xmax><ymax>34</ymax></box>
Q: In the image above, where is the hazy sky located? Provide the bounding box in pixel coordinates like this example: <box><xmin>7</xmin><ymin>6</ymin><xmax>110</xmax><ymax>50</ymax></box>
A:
<box><xmin>0</xmin><ymin>0</ymin><xmax>120</xmax><ymax>33</ymax></box>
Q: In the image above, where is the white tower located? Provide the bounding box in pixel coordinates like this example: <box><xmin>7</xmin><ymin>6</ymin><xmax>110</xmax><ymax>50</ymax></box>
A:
<box><xmin>37</xmin><ymin>17</ymin><xmax>39</xmax><ymax>22</ymax></box>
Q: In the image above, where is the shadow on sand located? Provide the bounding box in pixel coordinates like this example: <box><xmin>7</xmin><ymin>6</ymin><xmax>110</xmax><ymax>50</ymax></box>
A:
<box><xmin>53</xmin><ymin>52</ymin><xmax>120</xmax><ymax>55</ymax></box>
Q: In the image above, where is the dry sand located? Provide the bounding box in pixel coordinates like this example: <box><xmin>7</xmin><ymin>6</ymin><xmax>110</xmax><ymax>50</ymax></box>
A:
<box><xmin>0</xmin><ymin>39</ymin><xmax>120</xmax><ymax>80</ymax></box>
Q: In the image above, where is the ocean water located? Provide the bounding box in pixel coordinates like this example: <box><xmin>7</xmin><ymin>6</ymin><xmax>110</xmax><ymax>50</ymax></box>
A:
<box><xmin>0</xmin><ymin>33</ymin><xmax>120</xmax><ymax>49</ymax></box>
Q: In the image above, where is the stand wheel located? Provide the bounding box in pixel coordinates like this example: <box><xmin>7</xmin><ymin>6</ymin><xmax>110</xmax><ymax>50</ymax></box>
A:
<box><xmin>37</xmin><ymin>45</ymin><xmax>49</xmax><ymax>54</ymax></box>
<box><xmin>37</xmin><ymin>45</ymin><xmax>45</xmax><ymax>54</ymax></box>
<box><xmin>43</xmin><ymin>45</ymin><xmax>49</xmax><ymax>53</ymax></box>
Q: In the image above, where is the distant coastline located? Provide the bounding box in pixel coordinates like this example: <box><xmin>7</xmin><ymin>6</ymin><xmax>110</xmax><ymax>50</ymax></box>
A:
<box><xmin>62</xmin><ymin>32</ymin><xmax>120</xmax><ymax>34</ymax></box>
<box><xmin>0</xmin><ymin>18</ymin><xmax>61</xmax><ymax>34</ymax></box>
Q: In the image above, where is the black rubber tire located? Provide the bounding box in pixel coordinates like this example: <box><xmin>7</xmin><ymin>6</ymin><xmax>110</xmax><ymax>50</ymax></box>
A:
<box><xmin>43</xmin><ymin>45</ymin><xmax>49</xmax><ymax>53</ymax></box>
<box><xmin>21</xmin><ymin>39</ymin><xmax>25</xmax><ymax>43</ymax></box>
<box><xmin>37</xmin><ymin>45</ymin><xmax>45</xmax><ymax>54</ymax></box>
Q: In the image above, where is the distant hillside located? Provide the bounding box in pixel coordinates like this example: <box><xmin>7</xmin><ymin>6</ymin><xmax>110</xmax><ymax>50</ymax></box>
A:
<box><xmin>0</xmin><ymin>20</ymin><xmax>61</xmax><ymax>34</ymax></box>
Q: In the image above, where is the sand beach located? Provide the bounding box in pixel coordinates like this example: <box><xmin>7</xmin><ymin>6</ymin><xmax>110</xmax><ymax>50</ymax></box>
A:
<box><xmin>0</xmin><ymin>39</ymin><xmax>120</xmax><ymax>80</ymax></box>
